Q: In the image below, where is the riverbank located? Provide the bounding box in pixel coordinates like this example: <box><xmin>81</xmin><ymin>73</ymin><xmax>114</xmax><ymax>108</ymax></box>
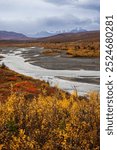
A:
<box><xmin>0</xmin><ymin>47</ymin><xmax>100</xmax><ymax>149</ymax></box>
<box><xmin>0</xmin><ymin>47</ymin><xmax>100</xmax><ymax>70</ymax></box>
<box><xmin>1</xmin><ymin>50</ymin><xmax>100</xmax><ymax>95</ymax></box>
<box><xmin>0</xmin><ymin>66</ymin><xmax>67</xmax><ymax>102</ymax></box>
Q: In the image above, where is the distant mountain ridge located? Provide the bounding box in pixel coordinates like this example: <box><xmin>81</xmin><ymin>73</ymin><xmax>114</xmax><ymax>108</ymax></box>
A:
<box><xmin>33</xmin><ymin>31</ymin><xmax>54</xmax><ymax>38</ymax></box>
<box><xmin>0</xmin><ymin>30</ymin><xmax>99</xmax><ymax>42</ymax></box>
<box><xmin>0</xmin><ymin>31</ymin><xmax>29</xmax><ymax>40</ymax></box>
<box><xmin>29</xmin><ymin>27</ymin><xmax>87</xmax><ymax>38</ymax></box>
<box><xmin>36</xmin><ymin>30</ymin><xmax>100</xmax><ymax>43</ymax></box>
<box><xmin>70</xmin><ymin>28</ymin><xmax>87</xmax><ymax>33</ymax></box>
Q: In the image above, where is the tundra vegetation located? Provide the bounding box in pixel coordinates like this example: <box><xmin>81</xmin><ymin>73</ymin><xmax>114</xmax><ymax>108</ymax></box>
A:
<box><xmin>0</xmin><ymin>41</ymin><xmax>100</xmax><ymax>58</ymax></box>
<box><xmin>0</xmin><ymin>66</ymin><xmax>100</xmax><ymax>150</ymax></box>
<box><xmin>0</xmin><ymin>31</ymin><xmax>100</xmax><ymax>58</ymax></box>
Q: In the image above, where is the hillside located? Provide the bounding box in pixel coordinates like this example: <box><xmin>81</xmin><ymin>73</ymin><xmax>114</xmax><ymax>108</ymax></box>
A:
<box><xmin>0</xmin><ymin>31</ymin><xmax>29</xmax><ymax>40</ymax></box>
<box><xmin>37</xmin><ymin>30</ymin><xmax>100</xmax><ymax>43</ymax></box>
<box><xmin>0</xmin><ymin>65</ymin><xmax>100</xmax><ymax>149</ymax></box>
<box><xmin>0</xmin><ymin>65</ymin><xmax>63</xmax><ymax>102</ymax></box>
<box><xmin>0</xmin><ymin>30</ymin><xmax>100</xmax><ymax>57</ymax></box>
<box><xmin>37</xmin><ymin>30</ymin><xmax>100</xmax><ymax>57</ymax></box>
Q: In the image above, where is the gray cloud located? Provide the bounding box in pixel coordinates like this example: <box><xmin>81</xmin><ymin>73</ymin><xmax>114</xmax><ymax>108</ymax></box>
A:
<box><xmin>44</xmin><ymin>0</ymin><xmax>79</xmax><ymax>5</ymax></box>
<box><xmin>0</xmin><ymin>0</ymin><xmax>100</xmax><ymax>34</ymax></box>
<box><xmin>40</xmin><ymin>15</ymin><xmax>92</xmax><ymax>30</ymax></box>
<box><xmin>44</xmin><ymin>0</ymin><xmax>70</xmax><ymax>5</ymax></box>
<box><xmin>78</xmin><ymin>0</ymin><xmax>100</xmax><ymax>11</ymax></box>
<box><xmin>44</xmin><ymin>0</ymin><xmax>99</xmax><ymax>11</ymax></box>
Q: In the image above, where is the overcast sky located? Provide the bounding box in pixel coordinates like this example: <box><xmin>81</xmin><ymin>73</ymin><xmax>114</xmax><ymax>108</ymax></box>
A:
<box><xmin>0</xmin><ymin>0</ymin><xmax>100</xmax><ymax>35</ymax></box>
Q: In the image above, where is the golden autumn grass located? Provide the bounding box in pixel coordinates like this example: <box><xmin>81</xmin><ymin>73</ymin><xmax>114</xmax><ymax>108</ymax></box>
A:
<box><xmin>40</xmin><ymin>40</ymin><xmax>100</xmax><ymax>57</ymax></box>
<box><xmin>0</xmin><ymin>31</ymin><xmax>100</xmax><ymax>57</ymax></box>
<box><xmin>0</xmin><ymin>41</ymin><xmax>100</xmax><ymax>58</ymax></box>
<box><xmin>0</xmin><ymin>66</ymin><xmax>100</xmax><ymax>150</ymax></box>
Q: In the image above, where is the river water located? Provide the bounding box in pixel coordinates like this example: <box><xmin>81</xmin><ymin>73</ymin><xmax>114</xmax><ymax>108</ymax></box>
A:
<box><xmin>0</xmin><ymin>47</ymin><xmax>100</xmax><ymax>95</ymax></box>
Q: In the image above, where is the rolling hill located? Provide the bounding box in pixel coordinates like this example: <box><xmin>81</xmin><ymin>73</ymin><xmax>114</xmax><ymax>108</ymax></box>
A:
<box><xmin>37</xmin><ymin>30</ymin><xmax>100</xmax><ymax>43</ymax></box>
<box><xmin>0</xmin><ymin>31</ymin><xmax>29</xmax><ymax>40</ymax></box>
<box><xmin>0</xmin><ymin>30</ymin><xmax>100</xmax><ymax>43</ymax></box>
<box><xmin>0</xmin><ymin>30</ymin><xmax>100</xmax><ymax>58</ymax></box>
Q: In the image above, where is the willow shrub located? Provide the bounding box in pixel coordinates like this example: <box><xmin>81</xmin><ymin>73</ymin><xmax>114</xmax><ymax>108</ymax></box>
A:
<box><xmin>0</xmin><ymin>92</ymin><xmax>100</xmax><ymax>150</ymax></box>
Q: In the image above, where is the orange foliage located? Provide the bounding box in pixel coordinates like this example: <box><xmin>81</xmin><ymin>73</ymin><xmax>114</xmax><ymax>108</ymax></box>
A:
<box><xmin>13</xmin><ymin>81</ymin><xmax>39</xmax><ymax>94</ymax></box>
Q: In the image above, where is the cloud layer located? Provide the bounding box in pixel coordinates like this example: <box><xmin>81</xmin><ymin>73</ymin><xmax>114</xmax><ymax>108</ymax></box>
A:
<box><xmin>0</xmin><ymin>0</ymin><xmax>100</xmax><ymax>34</ymax></box>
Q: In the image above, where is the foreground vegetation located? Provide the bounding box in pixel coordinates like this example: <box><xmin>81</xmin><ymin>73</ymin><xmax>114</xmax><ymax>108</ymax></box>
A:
<box><xmin>0</xmin><ymin>66</ymin><xmax>100</xmax><ymax>149</ymax></box>
<box><xmin>0</xmin><ymin>92</ymin><xmax>100</xmax><ymax>150</ymax></box>
<box><xmin>0</xmin><ymin>65</ymin><xmax>61</xmax><ymax>102</ymax></box>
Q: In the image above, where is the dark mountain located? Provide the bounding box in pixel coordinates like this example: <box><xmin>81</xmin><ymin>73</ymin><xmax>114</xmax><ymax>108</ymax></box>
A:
<box><xmin>37</xmin><ymin>30</ymin><xmax>100</xmax><ymax>43</ymax></box>
<box><xmin>0</xmin><ymin>31</ymin><xmax>29</xmax><ymax>40</ymax></box>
